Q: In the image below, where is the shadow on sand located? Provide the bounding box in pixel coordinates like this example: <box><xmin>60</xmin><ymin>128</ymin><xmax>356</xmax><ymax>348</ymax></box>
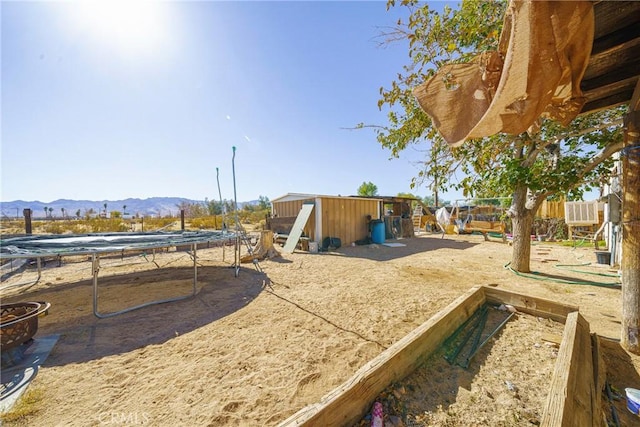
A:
<box><xmin>1</xmin><ymin>264</ymin><xmax>269</xmax><ymax>367</ymax></box>
<box><xmin>321</xmin><ymin>234</ymin><xmax>481</xmax><ymax>262</ymax></box>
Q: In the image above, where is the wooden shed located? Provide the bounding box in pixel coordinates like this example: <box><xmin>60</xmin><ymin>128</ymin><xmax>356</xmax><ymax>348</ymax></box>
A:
<box><xmin>269</xmin><ymin>193</ymin><xmax>382</xmax><ymax>246</ymax></box>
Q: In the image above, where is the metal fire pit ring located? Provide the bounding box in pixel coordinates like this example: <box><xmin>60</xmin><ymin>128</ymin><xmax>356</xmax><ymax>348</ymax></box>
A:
<box><xmin>1</xmin><ymin>301</ymin><xmax>51</xmax><ymax>351</ymax></box>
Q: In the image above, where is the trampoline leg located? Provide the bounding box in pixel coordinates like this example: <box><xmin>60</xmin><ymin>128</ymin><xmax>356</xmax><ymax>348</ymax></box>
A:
<box><xmin>92</xmin><ymin>249</ymin><xmax>199</xmax><ymax>319</ymax></box>
<box><xmin>92</xmin><ymin>253</ymin><xmax>100</xmax><ymax>317</ymax></box>
<box><xmin>36</xmin><ymin>257</ymin><xmax>42</xmax><ymax>281</ymax></box>
<box><xmin>193</xmin><ymin>243</ymin><xmax>197</xmax><ymax>288</ymax></box>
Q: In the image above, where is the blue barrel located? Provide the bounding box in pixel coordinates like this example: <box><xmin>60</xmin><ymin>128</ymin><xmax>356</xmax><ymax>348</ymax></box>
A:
<box><xmin>371</xmin><ymin>220</ymin><xmax>385</xmax><ymax>244</ymax></box>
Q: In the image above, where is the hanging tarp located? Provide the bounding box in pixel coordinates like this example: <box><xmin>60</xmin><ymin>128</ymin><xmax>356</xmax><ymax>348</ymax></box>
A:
<box><xmin>413</xmin><ymin>0</ymin><xmax>594</xmax><ymax>146</ymax></box>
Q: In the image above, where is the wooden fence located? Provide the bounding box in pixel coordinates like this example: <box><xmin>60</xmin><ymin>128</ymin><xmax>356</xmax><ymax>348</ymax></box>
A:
<box><xmin>536</xmin><ymin>200</ymin><xmax>565</xmax><ymax>219</ymax></box>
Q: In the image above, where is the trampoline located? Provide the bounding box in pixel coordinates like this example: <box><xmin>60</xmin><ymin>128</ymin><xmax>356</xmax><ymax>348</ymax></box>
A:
<box><xmin>0</xmin><ymin>231</ymin><xmax>235</xmax><ymax>318</ymax></box>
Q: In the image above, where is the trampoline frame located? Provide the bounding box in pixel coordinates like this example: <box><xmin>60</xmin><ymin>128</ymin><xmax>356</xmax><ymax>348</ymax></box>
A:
<box><xmin>1</xmin><ymin>231</ymin><xmax>234</xmax><ymax>318</ymax></box>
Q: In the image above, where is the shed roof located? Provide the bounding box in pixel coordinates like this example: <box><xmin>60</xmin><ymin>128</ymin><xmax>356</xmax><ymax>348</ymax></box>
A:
<box><xmin>350</xmin><ymin>195</ymin><xmax>418</xmax><ymax>203</ymax></box>
<box><xmin>271</xmin><ymin>193</ymin><xmax>382</xmax><ymax>203</ymax></box>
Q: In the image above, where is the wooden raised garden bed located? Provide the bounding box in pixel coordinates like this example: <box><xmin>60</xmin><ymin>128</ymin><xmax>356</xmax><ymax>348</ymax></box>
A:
<box><xmin>279</xmin><ymin>285</ymin><xmax>603</xmax><ymax>426</ymax></box>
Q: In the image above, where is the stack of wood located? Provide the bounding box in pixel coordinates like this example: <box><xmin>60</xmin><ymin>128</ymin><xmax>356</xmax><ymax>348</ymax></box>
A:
<box><xmin>240</xmin><ymin>230</ymin><xmax>280</xmax><ymax>263</ymax></box>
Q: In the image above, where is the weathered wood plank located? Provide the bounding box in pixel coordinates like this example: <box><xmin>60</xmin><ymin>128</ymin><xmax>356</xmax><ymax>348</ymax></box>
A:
<box><xmin>583</xmin><ymin>37</ymin><xmax>640</xmax><ymax>81</ymax></box>
<box><xmin>541</xmin><ymin>333</ymin><xmax>563</xmax><ymax>345</ymax></box>
<box><xmin>593</xmin><ymin>0</ymin><xmax>640</xmax><ymax>40</ymax></box>
<box><xmin>582</xmin><ymin>75</ymin><xmax>638</xmax><ymax>102</ymax></box>
<box><xmin>278</xmin><ymin>286</ymin><xmax>487</xmax><ymax>427</ymax></box>
<box><xmin>541</xmin><ymin>312</ymin><xmax>595</xmax><ymax>427</ymax></box>
<box><xmin>283</xmin><ymin>203</ymin><xmax>315</xmax><ymax>253</ymax></box>
<box><xmin>483</xmin><ymin>287</ymin><xmax>578</xmax><ymax>323</ymax></box>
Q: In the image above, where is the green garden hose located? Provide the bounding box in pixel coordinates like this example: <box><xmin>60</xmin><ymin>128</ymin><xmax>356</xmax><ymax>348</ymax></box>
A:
<box><xmin>554</xmin><ymin>262</ymin><xmax>620</xmax><ymax>278</ymax></box>
<box><xmin>504</xmin><ymin>262</ymin><xmax>621</xmax><ymax>288</ymax></box>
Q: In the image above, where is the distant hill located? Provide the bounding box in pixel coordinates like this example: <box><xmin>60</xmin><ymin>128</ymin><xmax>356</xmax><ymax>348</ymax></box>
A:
<box><xmin>0</xmin><ymin>197</ymin><xmax>260</xmax><ymax>219</ymax></box>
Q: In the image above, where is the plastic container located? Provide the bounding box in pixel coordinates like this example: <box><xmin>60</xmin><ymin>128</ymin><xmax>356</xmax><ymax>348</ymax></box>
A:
<box><xmin>626</xmin><ymin>388</ymin><xmax>640</xmax><ymax>415</ymax></box>
<box><xmin>308</xmin><ymin>241</ymin><xmax>318</xmax><ymax>253</ymax></box>
<box><xmin>371</xmin><ymin>220</ymin><xmax>385</xmax><ymax>244</ymax></box>
<box><xmin>595</xmin><ymin>251</ymin><xmax>611</xmax><ymax>265</ymax></box>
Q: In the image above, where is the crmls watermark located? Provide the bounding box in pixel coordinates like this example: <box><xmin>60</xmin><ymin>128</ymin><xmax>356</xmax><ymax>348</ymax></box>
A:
<box><xmin>97</xmin><ymin>411</ymin><xmax>151</xmax><ymax>425</ymax></box>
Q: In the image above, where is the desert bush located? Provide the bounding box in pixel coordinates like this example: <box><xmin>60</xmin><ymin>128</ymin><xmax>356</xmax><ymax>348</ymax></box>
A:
<box><xmin>238</xmin><ymin>209</ymin><xmax>269</xmax><ymax>225</ymax></box>
<box><xmin>84</xmin><ymin>218</ymin><xmax>129</xmax><ymax>233</ymax></box>
<box><xmin>0</xmin><ymin>219</ymin><xmax>23</xmax><ymax>228</ymax></box>
<box><xmin>42</xmin><ymin>221</ymin><xmax>67</xmax><ymax>234</ymax></box>
<box><xmin>190</xmin><ymin>216</ymin><xmax>225</xmax><ymax>230</ymax></box>
<box><xmin>0</xmin><ymin>218</ymin><xmax>25</xmax><ymax>234</ymax></box>
<box><xmin>69</xmin><ymin>223</ymin><xmax>90</xmax><ymax>234</ymax></box>
<box><xmin>142</xmin><ymin>217</ymin><xmax>176</xmax><ymax>231</ymax></box>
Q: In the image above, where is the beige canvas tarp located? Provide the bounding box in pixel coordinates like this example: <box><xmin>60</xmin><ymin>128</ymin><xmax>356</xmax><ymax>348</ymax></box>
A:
<box><xmin>413</xmin><ymin>0</ymin><xmax>594</xmax><ymax>146</ymax></box>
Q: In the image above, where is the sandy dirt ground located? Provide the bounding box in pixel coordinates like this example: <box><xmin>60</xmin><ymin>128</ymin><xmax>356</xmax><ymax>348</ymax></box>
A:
<box><xmin>1</xmin><ymin>232</ymin><xmax>639</xmax><ymax>426</ymax></box>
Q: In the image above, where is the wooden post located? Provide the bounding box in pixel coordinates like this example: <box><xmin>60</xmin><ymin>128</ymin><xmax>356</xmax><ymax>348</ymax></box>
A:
<box><xmin>180</xmin><ymin>209</ymin><xmax>185</xmax><ymax>231</ymax></box>
<box><xmin>541</xmin><ymin>312</ymin><xmax>596</xmax><ymax>426</ymax></box>
<box><xmin>23</xmin><ymin>208</ymin><xmax>32</xmax><ymax>235</ymax></box>
<box><xmin>621</xmin><ymin>81</ymin><xmax>640</xmax><ymax>354</ymax></box>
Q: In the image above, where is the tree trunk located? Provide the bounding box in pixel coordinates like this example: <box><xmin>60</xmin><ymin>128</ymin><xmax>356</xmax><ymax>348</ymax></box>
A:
<box><xmin>621</xmin><ymin>111</ymin><xmax>640</xmax><ymax>354</ymax></box>
<box><xmin>508</xmin><ymin>184</ymin><xmax>543</xmax><ymax>274</ymax></box>
<box><xmin>241</xmin><ymin>230</ymin><xmax>280</xmax><ymax>263</ymax></box>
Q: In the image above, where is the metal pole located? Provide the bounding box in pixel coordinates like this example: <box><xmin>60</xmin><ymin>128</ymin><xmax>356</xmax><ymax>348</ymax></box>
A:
<box><xmin>92</xmin><ymin>253</ymin><xmax>100</xmax><ymax>315</ymax></box>
<box><xmin>216</xmin><ymin>167</ymin><xmax>226</xmax><ymax>262</ymax></box>
<box><xmin>193</xmin><ymin>243</ymin><xmax>197</xmax><ymax>286</ymax></box>
<box><xmin>232</xmin><ymin>146</ymin><xmax>240</xmax><ymax>276</ymax></box>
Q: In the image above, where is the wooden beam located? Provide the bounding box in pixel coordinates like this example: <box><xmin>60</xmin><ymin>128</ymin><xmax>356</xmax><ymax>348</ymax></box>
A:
<box><xmin>629</xmin><ymin>75</ymin><xmax>640</xmax><ymax>112</ymax></box>
<box><xmin>583</xmin><ymin>37</ymin><xmax>640</xmax><ymax>81</ymax></box>
<box><xmin>592</xmin><ymin>21</ymin><xmax>640</xmax><ymax>54</ymax></box>
<box><xmin>581</xmin><ymin>92</ymin><xmax>636</xmax><ymax>116</ymax></box>
<box><xmin>582</xmin><ymin>75</ymin><xmax>638</xmax><ymax>102</ymax></box>
<box><xmin>620</xmin><ymin>78</ymin><xmax>640</xmax><ymax>354</ymax></box>
<box><xmin>541</xmin><ymin>312</ymin><xmax>596</xmax><ymax>426</ymax></box>
<box><xmin>580</xmin><ymin>55</ymin><xmax>640</xmax><ymax>91</ymax></box>
<box><xmin>483</xmin><ymin>286</ymin><xmax>578</xmax><ymax>323</ymax></box>
<box><xmin>593</xmin><ymin>1</ymin><xmax>640</xmax><ymax>40</ymax></box>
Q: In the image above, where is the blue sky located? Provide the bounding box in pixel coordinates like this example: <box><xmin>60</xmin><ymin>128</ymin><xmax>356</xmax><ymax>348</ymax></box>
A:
<box><xmin>2</xmin><ymin>1</ymin><xmax>460</xmax><ymax>204</ymax></box>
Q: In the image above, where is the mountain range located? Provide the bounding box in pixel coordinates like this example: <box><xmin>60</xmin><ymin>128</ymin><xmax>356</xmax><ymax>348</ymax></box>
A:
<box><xmin>0</xmin><ymin>197</ymin><xmax>257</xmax><ymax>219</ymax></box>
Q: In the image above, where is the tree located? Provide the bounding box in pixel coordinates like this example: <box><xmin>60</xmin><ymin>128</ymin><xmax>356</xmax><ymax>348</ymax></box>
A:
<box><xmin>258</xmin><ymin>195</ymin><xmax>270</xmax><ymax>210</ymax></box>
<box><xmin>176</xmin><ymin>201</ymin><xmax>208</xmax><ymax>218</ymax></box>
<box><xmin>48</xmin><ymin>207</ymin><xmax>53</xmax><ymax>218</ymax></box>
<box><xmin>61</xmin><ymin>207</ymin><xmax>66</xmax><ymax>218</ymax></box>
<box><xmin>422</xmin><ymin>195</ymin><xmax>450</xmax><ymax>207</ymax></box>
<box><xmin>43</xmin><ymin>206</ymin><xmax>48</xmax><ymax>218</ymax></box>
<box><xmin>103</xmin><ymin>203</ymin><xmax>108</xmax><ymax>216</ymax></box>
<box><xmin>207</xmin><ymin>199</ymin><xmax>224</xmax><ymax>216</ymax></box>
<box><xmin>357</xmin><ymin>181</ymin><xmax>379</xmax><ymax>197</ymax></box>
<box><xmin>369</xmin><ymin>0</ymin><xmax>624</xmax><ymax>273</ymax></box>
<box><xmin>123</xmin><ymin>205</ymin><xmax>127</xmax><ymax>215</ymax></box>
<box><xmin>396</xmin><ymin>192</ymin><xmax>417</xmax><ymax>199</ymax></box>
<box><xmin>76</xmin><ymin>209</ymin><xmax>81</xmax><ymax>219</ymax></box>
<box><xmin>397</xmin><ymin>192</ymin><xmax>420</xmax><ymax>210</ymax></box>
